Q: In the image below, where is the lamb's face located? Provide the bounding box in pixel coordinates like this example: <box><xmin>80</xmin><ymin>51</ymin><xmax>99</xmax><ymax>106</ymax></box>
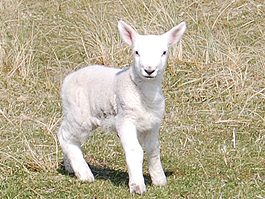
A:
<box><xmin>133</xmin><ymin>35</ymin><xmax>169</xmax><ymax>79</ymax></box>
<box><xmin>118</xmin><ymin>20</ymin><xmax>186</xmax><ymax>80</ymax></box>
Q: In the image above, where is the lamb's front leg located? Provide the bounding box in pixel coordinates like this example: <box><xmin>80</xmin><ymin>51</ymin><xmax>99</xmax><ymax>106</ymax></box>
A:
<box><xmin>116</xmin><ymin>120</ymin><xmax>146</xmax><ymax>195</ymax></box>
<box><xmin>144</xmin><ymin>125</ymin><xmax>167</xmax><ymax>186</ymax></box>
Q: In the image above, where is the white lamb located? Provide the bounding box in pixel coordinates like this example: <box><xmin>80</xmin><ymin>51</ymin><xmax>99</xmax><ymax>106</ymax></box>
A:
<box><xmin>57</xmin><ymin>20</ymin><xmax>186</xmax><ymax>194</ymax></box>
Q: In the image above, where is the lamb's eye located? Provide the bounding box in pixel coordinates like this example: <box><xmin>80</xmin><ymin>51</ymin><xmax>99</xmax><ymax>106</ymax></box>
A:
<box><xmin>162</xmin><ymin>51</ymin><xmax>167</xmax><ymax>56</ymax></box>
<box><xmin>135</xmin><ymin>51</ymin><xmax>140</xmax><ymax>56</ymax></box>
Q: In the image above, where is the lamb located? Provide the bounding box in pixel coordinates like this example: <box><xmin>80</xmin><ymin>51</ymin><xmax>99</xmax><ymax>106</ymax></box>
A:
<box><xmin>57</xmin><ymin>20</ymin><xmax>186</xmax><ymax>194</ymax></box>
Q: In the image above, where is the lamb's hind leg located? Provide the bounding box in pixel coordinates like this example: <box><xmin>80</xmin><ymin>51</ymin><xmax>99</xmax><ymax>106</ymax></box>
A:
<box><xmin>57</xmin><ymin>123</ymin><xmax>94</xmax><ymax>182</ymax></box>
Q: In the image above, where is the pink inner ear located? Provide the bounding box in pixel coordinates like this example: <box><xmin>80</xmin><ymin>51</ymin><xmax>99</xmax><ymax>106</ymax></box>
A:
<box><xmin>171</xmin><ymin>28</ymin><xmax>180</xmax><ymax>41</ymax></box>
<box><xmin>170</xmin><ymin>35</ymin><xmax>175</xmax><ymax>44</ymax></box>
<box><xmin>168</xmin><ymin>26</ymin><xmax>185</xmax><ymax>46</ymax></box>
<box><xmin>125</xmin><ymin>27</ymin><xmax>133</xmax><ymax>41</ymax></box>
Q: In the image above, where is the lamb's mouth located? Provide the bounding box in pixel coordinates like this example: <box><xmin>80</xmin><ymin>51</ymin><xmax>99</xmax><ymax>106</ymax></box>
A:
<box><xmin>144</xmin><ymin>75</ymin><xmax>155</xmax><ymax>79</ymax></box>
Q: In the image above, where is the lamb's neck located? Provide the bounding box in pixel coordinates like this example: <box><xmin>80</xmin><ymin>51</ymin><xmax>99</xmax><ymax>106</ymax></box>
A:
<box><xmin>129</xmin><ymin>67</ymin><xmax>163</xmax><ymax>102</ymax></box>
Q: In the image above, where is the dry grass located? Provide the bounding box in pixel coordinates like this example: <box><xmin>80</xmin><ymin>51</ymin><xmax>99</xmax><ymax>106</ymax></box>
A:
<box><xmin>0</xmin><ymin>0</ymin><xmax>264</xmax><ymax>198</ymax></box>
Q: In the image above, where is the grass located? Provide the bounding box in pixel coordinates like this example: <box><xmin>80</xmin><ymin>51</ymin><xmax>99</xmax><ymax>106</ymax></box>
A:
<box><xmin>0</xmin><ymin>0</ymin><xmax>264</xmax><ymax>198</ymax></box>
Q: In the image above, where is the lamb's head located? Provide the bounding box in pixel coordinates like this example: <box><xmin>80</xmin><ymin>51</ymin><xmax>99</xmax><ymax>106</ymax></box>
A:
<box><xmin>118</xmin><ymin>20</ymin><xmax>186</xmax><ymax>80</ymax></box>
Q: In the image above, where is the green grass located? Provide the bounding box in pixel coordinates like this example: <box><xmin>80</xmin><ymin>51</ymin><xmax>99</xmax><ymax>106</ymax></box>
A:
<box><xmin>0</xmin><ymin>0</ymin><xmax>264</xmax><ymax>198</ymax></box>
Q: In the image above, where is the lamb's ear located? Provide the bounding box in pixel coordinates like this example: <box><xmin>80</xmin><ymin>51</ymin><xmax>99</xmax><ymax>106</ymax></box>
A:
<box><xmin>164</xmin><ymin>22</ymin><xmax>186</xmax><ymax>46</ymax></box>
<box><xmin>118</xmin><ymin>20</ymin><xmax>138</xmax><ymax>46</ymax></box>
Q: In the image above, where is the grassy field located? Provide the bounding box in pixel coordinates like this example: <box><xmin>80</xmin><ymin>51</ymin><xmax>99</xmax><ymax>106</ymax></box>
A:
<box><xmin>0</xmin><ymin>0</ymin><xmax>264</xmax><ymax>198</ymax></box>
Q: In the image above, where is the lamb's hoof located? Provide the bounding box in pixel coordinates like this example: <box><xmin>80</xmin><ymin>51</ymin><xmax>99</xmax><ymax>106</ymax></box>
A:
<box><xmin>129</xmin><ymin>183</ymin><xmax>146</xmax><ymax>195</ymax></box>
<box><xmin>152</xmin><ymin>177</ymin><xmax>167</xmax><ymax>186</ymax></box>
<box><xmin>76</xmin><ymin>171</ymin><xmax>95</xmax><ymax>182</ymax></box>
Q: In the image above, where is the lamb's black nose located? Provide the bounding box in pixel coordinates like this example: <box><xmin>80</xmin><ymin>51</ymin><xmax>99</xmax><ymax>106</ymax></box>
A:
<box><xmin>144</xmin><ymin>69</ymin><xmax>155</xmax><ymax>75</ymax></box>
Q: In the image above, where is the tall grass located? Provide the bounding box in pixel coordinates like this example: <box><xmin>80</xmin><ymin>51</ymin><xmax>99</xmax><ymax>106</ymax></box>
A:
<box><xmin>0</xmin><ymin>0</ymin><xmax>264</xmax><ymax>198</ymax></box>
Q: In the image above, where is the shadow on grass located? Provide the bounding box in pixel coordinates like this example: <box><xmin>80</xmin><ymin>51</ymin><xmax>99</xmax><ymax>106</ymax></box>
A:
<box><xmin>57</xmin><ymin>162</ymin><xmax>173</xmax><ymax>188</ymax></box>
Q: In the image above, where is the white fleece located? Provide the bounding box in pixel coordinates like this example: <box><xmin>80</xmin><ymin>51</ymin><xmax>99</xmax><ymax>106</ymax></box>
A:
<box><xmin>58</xmin><ymin>20</ymin><xmax>186</xmax><ymax>195</ymax></box>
